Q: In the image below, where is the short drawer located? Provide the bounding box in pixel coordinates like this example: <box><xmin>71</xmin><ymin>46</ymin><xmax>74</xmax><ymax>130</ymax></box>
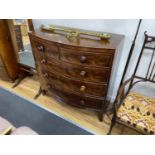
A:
<box><xmin>60</xmin><ymin>48</ymin><xmax>113</xmax><ymax>67</ymax></box>
<box><xmin>43</xmin><ymin>70</ymin><xmax>107</xmax><ymax>97</ymax></box>
<box><xmin>32</xmin><ymin>39</ymin><xmax>59</xmax><ymax>60</ymax></box>
<box><xmin>44</xmin><ymin>58</ymin><xmax>61</xmax><ymax>73</ymax></box>
<box><xmin>47</xmin><ymin>84</ymin><xmax>105</xmax><ymax>110</ymax></box>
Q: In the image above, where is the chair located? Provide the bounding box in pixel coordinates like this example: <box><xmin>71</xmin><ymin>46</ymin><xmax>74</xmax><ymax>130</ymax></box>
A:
<box><xmin>108</xmin><ymin>32</ymin><xmax>155</xmax><ymax>135</ymax></box>
<box><xmin>0</xmin><ymin>116</ymin><xmax>38</xmax><ymax>135</ymax></box>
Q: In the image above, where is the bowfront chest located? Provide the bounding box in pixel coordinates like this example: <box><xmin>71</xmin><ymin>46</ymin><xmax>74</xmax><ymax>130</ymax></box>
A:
<box><xmin>29</xmin><ymin>28</ymin><xmax>123</xmax><ymax>121</ymax></box>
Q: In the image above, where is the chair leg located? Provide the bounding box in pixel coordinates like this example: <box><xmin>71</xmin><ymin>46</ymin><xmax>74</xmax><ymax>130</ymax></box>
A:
<box><xmin>107</xmin><ymin>115</ymin><xmax>116</xmax><ymax>135</ymax></box>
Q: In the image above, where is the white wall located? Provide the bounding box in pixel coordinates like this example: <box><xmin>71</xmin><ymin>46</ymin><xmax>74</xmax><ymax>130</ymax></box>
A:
<box><xmin>33</xmin><ymin>19</ymin><xmax>155</xmax><ymax>101</ymax></box>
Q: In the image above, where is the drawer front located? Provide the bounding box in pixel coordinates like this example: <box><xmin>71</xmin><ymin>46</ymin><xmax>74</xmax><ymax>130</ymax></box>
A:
<box><xmin>43</xmin><ymin>70</ymin><xmax>107</xmax><ymax>97</ymax></box>
<box><xmin>32</xmin><ymin>39</ymin><xmax>59</xmax><ymax>60</ymax></box>
<box><xmin>60</xmin><ymin>62</ymin><xmax>109</xmax><ymax>83</ymax></box>
<box><xmin>44</xmin><ymin>58</ymin><xmax>62</xmax><ymax>73</ymax></box>
<box><xmin>47</xmin><ymin>84</ymin><xmax>104</xmax><ymax>109</ymax></box>
<box><xmin>60</xmin><ymin>48</ymin><xmax>113</xmax><ymax>67</ymax></box>
<box><xmin>42</xmin><ymin>58</ymin><xmax>109</xmax><ymax>83</ymax></box>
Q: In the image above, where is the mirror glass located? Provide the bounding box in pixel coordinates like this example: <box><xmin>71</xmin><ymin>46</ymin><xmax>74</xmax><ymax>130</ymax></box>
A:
<box><xmin>13</xmin><ymin>19</ymin><xmax>35</xmax><ymax>69</ymax></box>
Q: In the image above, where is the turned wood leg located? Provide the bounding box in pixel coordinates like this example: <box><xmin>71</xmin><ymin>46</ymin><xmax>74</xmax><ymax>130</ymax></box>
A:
<box><xmin>34</xmin><ymin>86</ymin><xmax>42</xmax><ymax>99</ymax></box>
<box><xmin>12</xmin><ymin>72</ymin><xmax>27</xmax><ymax>88</ymax></box>
<box><xmin>99</xmin><ymin>100</ymin><xmax>108</xmax><ymax>122</ymax></box>
<box><xmin>34</xmin><ymin>86</ymin><xmax>46</xmax><ymax>99</ymax></box>
<box><xmin>42</xmin><ymin>90</ymin><xmax>46</xmax><ymax>96</ymax></box>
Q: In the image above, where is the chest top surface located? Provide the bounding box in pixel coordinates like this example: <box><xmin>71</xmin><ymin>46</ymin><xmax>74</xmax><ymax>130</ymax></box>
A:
<box><xmin>31</xmin><ymin>28</ymin><xmax>124</xmax><ymax>50</ymax></box>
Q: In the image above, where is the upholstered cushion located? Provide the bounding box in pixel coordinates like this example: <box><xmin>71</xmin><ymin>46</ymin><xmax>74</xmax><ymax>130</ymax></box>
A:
<box><xmin>11</xmin><ymin>126</ymin><xmax>38</xmax><ymax>135</ymax></box>
<box><xmin>0</xmin><ymin>117</ymin><xmax>16</xmax><ymax>134</ymax></box>
<box><xmin>117</xmin><ymin>92</ymin><xmax>155</xmax><ymax>134</ymax></box>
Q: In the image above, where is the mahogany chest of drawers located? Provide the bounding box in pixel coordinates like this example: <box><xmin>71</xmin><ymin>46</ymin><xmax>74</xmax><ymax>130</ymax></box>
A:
<box><xmin>29</xmin><ymin>28</ymin><xmax>123</xmax><ymax>121</ymax></box>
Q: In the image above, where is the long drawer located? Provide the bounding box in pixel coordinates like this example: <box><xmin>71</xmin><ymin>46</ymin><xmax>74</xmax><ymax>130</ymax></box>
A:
<box><xmin>42</xmin><ymin>70</ymin><xmax>107</xmax><ymax>97</ymax></box>
<box><xmin>60</xmin><ymin>47</ymin><xmax>113</xmax><ymax>67</ymax></box>
<box><xmin>41</xmin><ymin>57</ymin><xmax>110</xmax><ymax>83</ymax></box>
<box><xmin>47</xmin><ymin>83</ymin><xmax>105</xmax><ymax>110</ymax></box>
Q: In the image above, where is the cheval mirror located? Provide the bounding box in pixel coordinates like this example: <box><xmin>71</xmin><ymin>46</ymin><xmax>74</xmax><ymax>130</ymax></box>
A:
<box><xmin>8</xmin><ymin>19</ymin><xmax>36</xmax><ymax>88</ymax></box>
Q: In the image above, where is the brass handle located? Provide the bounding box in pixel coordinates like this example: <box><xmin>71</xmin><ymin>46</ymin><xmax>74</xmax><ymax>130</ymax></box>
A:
<box><xmin>80</xmin><ymin>100</ymin><xmax>85</xmax><ymax>105</ymax></box>
<box><xmin>44</xmin><ymin>73</ymin><xmax>49</xmax><ymax>78</ymax></box>
<box><xmin>80</xmin><ymin>85</ymin><xmax>86</xmax><ymax>92</ymax></box>
<box><xmin>80</xmin><ymin>56</ymin><xmax>87</xmax><ymax>63</ymax></box>
<box><xmin>37</xmin><ymin>45</ymin><xmax>44</xmax><ymax>52</ymax></box>
<box><xmin>80</xmin><ymin>71</ymin><xmax>86</xmax><ymax>77</ymax></box>
<box><xmin>41</xmin><ymin>59</ymin><xmax>46</xmax><ymax>64</ymax></box>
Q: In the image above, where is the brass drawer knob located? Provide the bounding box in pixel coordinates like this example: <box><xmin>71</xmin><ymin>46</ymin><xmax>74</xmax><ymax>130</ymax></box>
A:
<box><xmin>80</xmin><ymin>100</ymin><xmax>85</xmax><ymax>105</ymax></box>
<box><xmin>80</xmin><ymin>85</ymin><xmax>86</xmax><ymax>92</ymax></box>
<box><xmin>41</xmin><ymin>59</ymin><xmax>46</xmax><ymax>64</ymax></box>
<box><xmin>80</xmin><ymin>70</ymin><xmax>86</xmax><ymax>77</ymax></box>
<box><xmin>37</xmin><ymin>45</ymin><xmax>44</xmax><ymax>52</ymax></box>
<box><xmin>80</xmin><ymin>56</ymin><xmax>87</xmax><ymax>63</ymax></box>
<box><xmin>44</xmin><ymin>73</ymin><xmax>49</xmax><ymax>78</ymax></box>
